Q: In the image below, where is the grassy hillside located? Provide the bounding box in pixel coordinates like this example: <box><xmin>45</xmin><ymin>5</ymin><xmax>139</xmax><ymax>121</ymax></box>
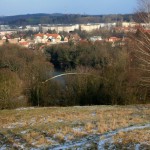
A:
<box><xmin>0</xmin><ymin>105</ymin><xmax>149</xmax><ymax>149</ymax></box>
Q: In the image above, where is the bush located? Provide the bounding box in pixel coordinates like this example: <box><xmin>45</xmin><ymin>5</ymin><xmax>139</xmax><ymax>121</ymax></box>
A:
<box><xmin>0</xmin><ymin>69</ymin><xmax>25</xmax><ymax>109</ymax></box>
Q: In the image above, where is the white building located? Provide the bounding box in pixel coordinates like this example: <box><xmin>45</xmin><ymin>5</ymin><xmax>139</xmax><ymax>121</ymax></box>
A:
<box><xmin>90</xmin><ymin>36</ymin><xmax>102</xmax><ymax>42</ymax></box>
<box><xmin>42</xmin><ymin>24</ymin><xmax>79</xmax><ymax>33</ymax></box>
<box><xmin>122</xmin><ymin>22</ymin><xmax>139</xmax><ymax>27</ymax></box>
<box><xmin>25</xmin><ymin>25</ymin><xmax>40</xmax><ymax>32</ymax></box>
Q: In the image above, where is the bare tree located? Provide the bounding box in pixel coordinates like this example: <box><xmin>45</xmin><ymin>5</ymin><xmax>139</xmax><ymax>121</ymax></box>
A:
<box><xmin>137</xmin><ymin>0</ymin><xmax>150</xmax><ymax>23</ymax></box>
<box><xmin>133</xmin><ymin>0</ymin><xmax>150</xmax><ymax>87</ymax></box>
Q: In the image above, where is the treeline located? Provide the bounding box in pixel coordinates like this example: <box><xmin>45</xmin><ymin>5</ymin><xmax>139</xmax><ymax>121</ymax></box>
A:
<box><xmin>0</xmin><ymin>13</ymin><xmax>135</xmax><ymax>25</ymax></box>
<box><xmin>0</xmin><ymin>40</ymin><xmax>149</xmax><ymax>109</ymax></box>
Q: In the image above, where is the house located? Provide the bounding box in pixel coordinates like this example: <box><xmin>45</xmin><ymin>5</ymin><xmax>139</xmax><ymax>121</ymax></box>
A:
<box><xmin>34</xmin><ymin>33</ymin><xmax>61</xmax><ymax>44</ymax></box>
<box><xmin>18</xmin><ymin>39</ymin><xmax>29</xmax><ymax>48</ymax></box>
<box><xmin>108</xmin><ymin>37</ymin><xmax>121</xmax><ymax>42</ymax></box>
<box><xmin>2</xmin><ymin>36</ymin><xmax>7</xmax><ymax>41</ymax></box>
<box><xmin>64</xmin><ymin>37</ymin><xmax>69</xmax><ymax>42</ymax></box>
<box><xmin>34</xmin><ymin>33</ymin><xmax>43</xmax><ymax>43</ymax></box>
<box><xmin>19</xmin><ymin>41</ymin><xmax>29</xmax><ymax>48</ymax></box>
<box><xmin>8</xmin><ymin>38</ymin><xmax>19</xmax><ymax>44</ymax></box>
<box><xmin>68</xmin><ymin>33</ymin><xmax>81</xmax><ymax>43</ymax></box>
<box><xmin>107</xmin><ymin>37</ymin><xmax>122</xmax><ymax>47</ymax></box>
<box><xmin>46</xmin><ymin>34</ymin><xmax>61</xmax><ymax>43</ymax></box>
<box><xmin>90</xmin><ymin>36</ymin><xmax>102</xmax><ymax>42</ymax></box>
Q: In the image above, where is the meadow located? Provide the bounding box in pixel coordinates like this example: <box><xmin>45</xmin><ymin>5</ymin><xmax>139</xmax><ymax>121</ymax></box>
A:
<box><xmin>0</xmin><ymin>105</ymin><xmax>149</xmax><ymax>149</ymax></box>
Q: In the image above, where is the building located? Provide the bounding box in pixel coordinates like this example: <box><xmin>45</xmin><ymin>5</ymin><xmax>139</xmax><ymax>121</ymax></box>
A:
<box><xmin>122</xmin><ymin>22</ymin><xmax>139</xmax><ymax>27</ymax></box>
<box><xmin>34</xmin><ymin>33</ymin><xmax>61</xmax><ymax>44</ymax></box>
<box><xmin>90</xmin><ymin>36</ymin><xmax>102</xmax><ymax>42</ymax></box>
<box><xmin>108</xmin><ymin>37</ymin><xmax>121</xmax><ymax>42</ymax></box>
<box><xmin>80</xmin><ymin>24</ymin><xmax>101</xmax><ymax>32</ymax></box>
<box><xmin>42</xmin><ymin>24</ymin><xmax>79</xmax><ymax>33</ymax></box>
<box><xmin>25</xmin><ymin>25</ymin><xmax>40</xmax><ymax>32</ymax></box>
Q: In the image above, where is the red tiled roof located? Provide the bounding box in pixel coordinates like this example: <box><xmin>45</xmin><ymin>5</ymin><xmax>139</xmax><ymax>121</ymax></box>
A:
<box><xmin>46</xmin><ymin>34</ymin><xmax>60</xmax><ymax>38</ymax></box>
<box><xmin>109</xmin><ymin>37</ymin><xmax>120</xmax><ymax>39</ymax></box>
<box><xmin>109</xmin><ymin>37</ymin><xmax>121</xmax><ymax>42</ymax></box>
<box><xmin>34</xmin><ymin>33</ymin><xmax>44</xmax><ymax>37</ymax></box>
<box><xmin>35</xmin><ymin>33</ymin><xmax>60</xmax><ymax>39</ymax></box>
<box><xmin>144</xmin><ymin>30</ymin><xmax>150</xmax><ymax>33</ymax></box>
<box><xmin>19</xmin><ymin>42</ymin><xmax>29</xmax><ymax>45</ymax></box>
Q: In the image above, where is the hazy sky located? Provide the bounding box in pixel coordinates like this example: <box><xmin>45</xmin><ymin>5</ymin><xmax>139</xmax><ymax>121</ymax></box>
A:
<box><xmin>0</xmin><ymin>0</ymin><xmax>137</xmax><ymax>16</ymax></box>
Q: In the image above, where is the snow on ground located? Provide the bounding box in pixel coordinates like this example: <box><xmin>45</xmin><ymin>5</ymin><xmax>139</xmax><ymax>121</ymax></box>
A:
<box><xmin>0</xmin><ymin>105</ymin><xmax>150</xmax><ymax>149</ymax></box>
<box><xmin>49</xmin><ymin>123</ymin><xmax>150</xmax><ymax>150</ymax></box>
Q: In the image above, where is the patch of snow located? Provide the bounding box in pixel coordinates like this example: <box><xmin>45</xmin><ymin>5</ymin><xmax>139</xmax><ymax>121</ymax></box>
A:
<box><xmin>46</xmin><ymin>137</ymin><xmax>58</xmax><ymax>144</ymax></box>
<box><xmin>13</xmin><ymin>143</ymin><xmax>25</xmax><ymax>149</ymax></box>
<box><xmin>98</xmin><ymin>137</ymin><xmax>112</xmax><ymax>150</ymax></box>
<box><xmin>0</xmin><ymin>145</ymin><xmax>7</xmax><ymax>150</ymax></box>
<box><xmin>5</xmin><ymin>122</ymin><xmax>25</xmax><ymax>129</ymax></box>
<box><xmin>72</xmin><ymin>127</ymin><xmax>83</xmax><ymax>132</ymax></box>
<box><xmin>97</xmin><ymin>124</ymin><xmax>150</xmax><ymax>150</ymax></box>
<box><xmin>135</xmin><ymin>144</ymin><xmax>141</xmax><ymax>150</ymax></box>
<box><xmin>16</xmin><ymin>107</ymin><xmax>35</xmax><ymax>111</ymax></box>
<box><xmin>57</xmin><ymin>119</ymin><xmax>64</xmax><ymax>122</ymax></box>
<box><xmin>91</xmin><ymin>112</ymin><xmax>96</xmax><ymax>116</ymax></box>
<box><xmin>20</xmin><ymin>129</ymin><xmax>30</xmax><ymax>134</ymax></box>
<box><xmin>47</xmin><ymin>123</ymin><xmax>150</xmax><ymax>150</ymax></box>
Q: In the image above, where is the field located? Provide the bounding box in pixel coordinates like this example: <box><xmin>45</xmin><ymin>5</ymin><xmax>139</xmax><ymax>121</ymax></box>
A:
<box><xmin>0</xmin><ymin>105</ymin><xmax>150</xmax><ymax>149</ymax></box>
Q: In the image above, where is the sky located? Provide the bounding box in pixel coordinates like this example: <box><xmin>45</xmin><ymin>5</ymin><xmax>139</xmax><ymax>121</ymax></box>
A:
<box><xmin>0</xmin><ymin>0</ymin><xmax>137</xmax><ymax>16</ymax></box>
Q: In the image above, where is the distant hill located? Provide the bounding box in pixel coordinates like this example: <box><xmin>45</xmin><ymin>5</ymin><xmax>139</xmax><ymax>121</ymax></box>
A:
<box><xmin>0</xmin><ymin>13</ymin><xmax>135</xmax><ymax>25</ymax></box>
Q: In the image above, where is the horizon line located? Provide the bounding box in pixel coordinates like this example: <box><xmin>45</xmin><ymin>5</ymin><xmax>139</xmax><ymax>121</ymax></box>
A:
<box><xmin>0</xmin><ymin>12</ymin><xmax>134</xmax><ymax>17</ymax></box>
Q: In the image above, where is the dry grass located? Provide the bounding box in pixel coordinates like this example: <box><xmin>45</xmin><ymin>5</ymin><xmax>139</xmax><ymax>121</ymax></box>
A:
<box><xmin>115</xmin><ymin>128</ymin><xmax>150</xmax><ymax>144</ymax></box>
<box><xmin>0</xmin><ymin>105</ymin><xmax>150</xmax><ymax>147</ymax></box>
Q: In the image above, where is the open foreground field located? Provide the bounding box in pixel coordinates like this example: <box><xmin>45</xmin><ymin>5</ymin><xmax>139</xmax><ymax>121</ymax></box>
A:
<box><xmin>0</xmin><ymin>105</ymin><xmax>150</xmax><ymax>149</ymax></box>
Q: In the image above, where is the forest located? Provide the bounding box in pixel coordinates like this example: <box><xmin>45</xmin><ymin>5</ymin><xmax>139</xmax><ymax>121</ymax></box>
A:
<box><xmin>0</xmin><ymin>13</ymin><xmax>135</xmax><ymax>25</ymax></box>
<box><xmin>0</xmin><ymin>29</ymin><xmax>149</xmax><ymax>109</ymax></box>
